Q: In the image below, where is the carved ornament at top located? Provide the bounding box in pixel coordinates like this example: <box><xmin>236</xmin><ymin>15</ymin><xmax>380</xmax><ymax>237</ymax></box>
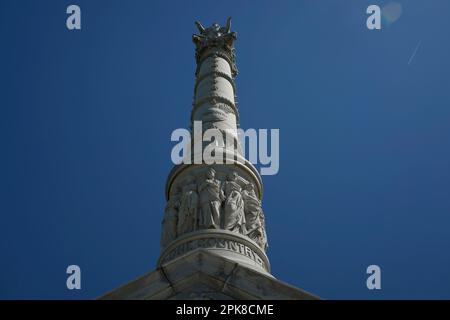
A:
<box><xmin>192</xmin><ymin>18</ymin><xmax>238</xmax><ymax>76</ymax></box>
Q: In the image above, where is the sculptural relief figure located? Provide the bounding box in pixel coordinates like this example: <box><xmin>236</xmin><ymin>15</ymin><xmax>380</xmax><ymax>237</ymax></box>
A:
<box><xmin>223</xmin><ymin>172</ymin><xmax>246</xmax><ymax>234</ymax></box>
<box><xmin>161</xmin><ymin>187</ymin><xmax>180</xmax><ymax>248</ymax></box>
<box><xmin>242</xmin><ymin>183</ymin><xmax>267</xmax><ymax>250</ymax></box>
<box><xmin>198</xmin><ymin>168</ymin><xmax>224</xmax><ymax>229</ymax></box>
<box><xmin>177</xmin><ymin>176</ymin><xmax>199</xmax><ymax>236</ymax></box>
<box><xmin>259</xmin><ymin>208</ymin><xmax>268</xmax><ymax>251</ymax></box>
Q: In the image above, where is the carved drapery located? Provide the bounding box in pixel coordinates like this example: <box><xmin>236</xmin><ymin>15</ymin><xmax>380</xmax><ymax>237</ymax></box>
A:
<box><xmin>161</xmin><ymin>168</ymin><xmax>267</xmax><ymax>251</ymax></box>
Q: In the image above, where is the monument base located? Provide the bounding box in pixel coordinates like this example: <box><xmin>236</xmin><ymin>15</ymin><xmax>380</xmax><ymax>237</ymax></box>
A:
<box><xmin>159</xmin><ymin>229</ymin><xmax>270</xmax><ymax>275</ymax></box>
<box><xmin>98</xmin><ymin>250</ymin><xmax>319</xmax><ymax>300</ymax></box>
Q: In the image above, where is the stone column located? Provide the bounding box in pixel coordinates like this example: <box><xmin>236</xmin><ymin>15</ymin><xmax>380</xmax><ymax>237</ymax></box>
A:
<box><xmin>160</xmin><ymin>19</ymin><xmax>270</xmax><ymax>275</ymax></box>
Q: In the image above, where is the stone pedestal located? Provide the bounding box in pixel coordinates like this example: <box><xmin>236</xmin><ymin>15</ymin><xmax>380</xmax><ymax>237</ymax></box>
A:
<box><xmin>98</xmin><ymin>250</ymin><xmax>318</xmax><ymax>300</ymax></box>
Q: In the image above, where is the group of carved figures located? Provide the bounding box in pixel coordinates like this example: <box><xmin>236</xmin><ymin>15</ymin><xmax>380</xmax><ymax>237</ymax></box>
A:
<box><xmin>161</xmin><ymin>168</ymin><xmax>268</xmax><ymax>251</ymax></box>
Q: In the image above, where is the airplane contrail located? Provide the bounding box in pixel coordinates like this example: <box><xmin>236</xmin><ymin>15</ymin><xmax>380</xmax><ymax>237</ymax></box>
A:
<box><xmin>408</xmin><ymin>40</ymin><xmax>422</xmax><ymax>65</ymax></box>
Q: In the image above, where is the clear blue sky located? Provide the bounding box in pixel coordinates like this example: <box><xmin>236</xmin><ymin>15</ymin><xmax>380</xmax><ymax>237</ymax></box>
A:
<box><xmin>1</xmin><ymin>0</ymin><xmax>450</xmax><ymax>299</ymax></box>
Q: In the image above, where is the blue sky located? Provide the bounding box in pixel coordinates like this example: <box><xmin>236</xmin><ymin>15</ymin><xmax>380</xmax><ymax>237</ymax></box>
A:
<box><xmin>1</xmin><ymin>0</ymin><xmax>450</xmax><ymax>299</ymax></box>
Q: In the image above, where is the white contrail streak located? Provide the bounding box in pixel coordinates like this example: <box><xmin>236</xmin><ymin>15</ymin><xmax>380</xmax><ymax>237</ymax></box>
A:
<box><xmin>408</xmin><ymin>40</ymin><xmax>422</xmax><ymax>65</ymax></box>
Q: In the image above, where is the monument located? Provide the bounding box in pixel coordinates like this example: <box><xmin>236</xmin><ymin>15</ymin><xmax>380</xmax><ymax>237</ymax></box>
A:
<box><xmin>99</xmin><ymin>19</ymin><xmax>318</xmax><ymax>300</ymax></box>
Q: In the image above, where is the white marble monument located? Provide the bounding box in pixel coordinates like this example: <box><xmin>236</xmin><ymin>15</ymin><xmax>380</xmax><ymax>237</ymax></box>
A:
<box><xmin>99</xmin><ymin>19</ymin><xmax>318</xmax><ymax>300</ymax></box>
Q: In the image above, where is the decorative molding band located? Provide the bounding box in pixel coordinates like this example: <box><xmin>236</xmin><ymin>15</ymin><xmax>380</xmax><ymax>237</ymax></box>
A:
<box><xmin>194</xmin><ymin>71</ymin><xmax>236</xmax><ymax>95</ymax></box>
<box><xmin>196</xmin><ymin>50</ymin><xmax>238</xmax><ymax>77</ymax></box>
<box><xmin>192</xmin><ymin>95</ymin><xmax>239</xmax><ymax>117</ymax></box>
<box><xmin>158</xmin><ymin>229</ymin><xmax>271</xmax><ymax>274</ymax></box>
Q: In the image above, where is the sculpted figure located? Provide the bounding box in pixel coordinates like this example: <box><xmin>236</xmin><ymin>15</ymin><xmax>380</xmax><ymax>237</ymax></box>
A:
<box><xmin>259</xmin><ymin>208</ymin><xmax>268</xmax><ymax>251</ymax></box>
<box><xmin>177</xmin><ymin>176</ymin><xmax>199</xmax><ymax>236</ymax></box>
<box><xmin>198</xmin><ymin>168</ymin><xmax>224</xmax><ymax>229</ymax></box>
<box><xmin>193</xmin><ymin>17</ymin><xmax>234</xmax><ymax>47</ymax></box>
<box><xmin>242</xmin><ymin>183</ymin><xmax>267</xmax><ymax>250</ymax></box>
<box><xmin>223</xmin><ymin>172</ymin><xmax>246</xmax><ymax>234</ymax></box>
<box><xmin>160</xmin><ymin>187</ymin><xmax>180</xmax><ymax>248</ymax></box>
